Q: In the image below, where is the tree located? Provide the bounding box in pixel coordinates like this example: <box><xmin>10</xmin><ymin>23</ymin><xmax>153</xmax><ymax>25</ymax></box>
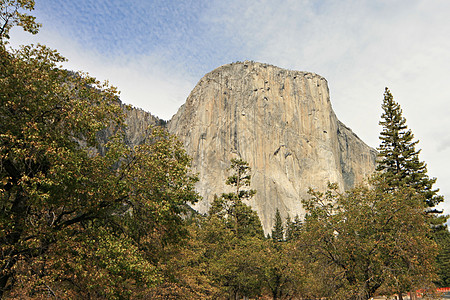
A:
<box><xmin>434</xmin><ymin>228</ymin><xmax>450</xmax><ymax>287</ymax></box>
<box><xmin>214</xmin><ymin>158</ymin><xmax>263</xmax><ymax>239</ymax></box>
<box><xmin>272</xmin><ymin>208</ymin><xmax>284</xmax><ymax>243</ymax></box>
<box><xmin>378</xmin><ymin>88</ymin><xmax>448</xmax><ymax>291</ymax></box>
<box><xmin>301</xmin><ymin>182</ymin><xmax>437</xmax><ymax>300</ymax></box>
<box><xmin>285</xmin><ymin>214</ymin><xmax>303</xmax><ymax>242</ymax></box>
<box><xmin>145</xmin><ymin>220</ymin><xmax>220</xmax><ymax>300</ymax></box>
<box><xmin>223</xmin><ymin>158</ymin><xmax>256</xmax><ymax>202</ymax></box>
<box><xmin>0</xmin><ymin>35</ymin><xmax>199</xmax><ymax>298</ymax></box>
<box><xmin>199</xmin><ymin>210</ymin><xmax>265</xmax><ymax>299</ymax></box>
<box><xmin>263</xmin><ymin>235</ymin><xmax>307</xmax><ymax>299</ymax></box>
<box><xmin>213</xmin><ymin>237</ymin><xmax>266</xmax><ymax>299</ymax></box>
<box><xmin>0</xmin><ymin>41</ymin><xmax>116</xmax><ymax>296</ymax></box>
<box><xmin>377</xmin><ymin>88</ymin><xmax>444</xmax><ymax>214</ymax></box>
<box><xmin>197</xmin><ymin>159</ymin><xmax>265</xmax><ymax>299</ymax></box>
<box><xmin>0</xmin><ymin>0</ymin><xmax>40</xmax><ymax>40</ymax></box>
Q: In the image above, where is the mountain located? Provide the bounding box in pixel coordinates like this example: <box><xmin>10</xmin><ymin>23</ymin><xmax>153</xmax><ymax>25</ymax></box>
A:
<box><xmin>167</xmin><ymin>61</ymin><xmax>376</xmax><ymax>232</ymax></box>
<box><xmin>121</xmin><ymin>61</ymin><xmax>377</xmax><ymax>232</ymax></box>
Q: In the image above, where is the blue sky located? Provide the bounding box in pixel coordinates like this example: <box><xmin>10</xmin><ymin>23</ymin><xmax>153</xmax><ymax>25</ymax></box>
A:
<box><xmin>10</xmin><ymin>0</ymin><xmax>450</xmax><ymax>216</ymax></box>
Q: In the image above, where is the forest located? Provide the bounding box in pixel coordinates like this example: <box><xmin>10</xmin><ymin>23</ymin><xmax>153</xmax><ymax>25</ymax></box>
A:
<box><xmin>1</xmin><ymin>1</ymin><xmax>449</xmax><ymax>299</ymax></box>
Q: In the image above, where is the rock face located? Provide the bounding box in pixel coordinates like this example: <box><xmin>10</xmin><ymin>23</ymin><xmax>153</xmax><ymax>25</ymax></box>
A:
<box><xmin>97</xmin><ymin>104</ymin><xmax>163</xmax><ymax>154</ymax></box>
<box><xmin>122</xmin><ymin>106</ymin><xmax>163</xmax><ymax>146</ymax></box>
<box><xmin>168</xmin><ymin>61</ymin><xmax>377</xmax><ymax>233</ymax></box>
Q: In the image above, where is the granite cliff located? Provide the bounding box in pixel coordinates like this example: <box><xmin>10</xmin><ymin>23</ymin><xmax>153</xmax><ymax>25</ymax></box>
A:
<box><xmin>96</xmin><ymin>105</ymin><xmax>163</xmax><ymax>156</ymax></box>
<box><xmin>120</xmin><ymin>61</ymin><xmax>377</xmax><ymax>232</ymax></box>
<box><xmin>166</xmin><ymin>61</ymin><xmax>377</xmax><ymax>232</ymax></box>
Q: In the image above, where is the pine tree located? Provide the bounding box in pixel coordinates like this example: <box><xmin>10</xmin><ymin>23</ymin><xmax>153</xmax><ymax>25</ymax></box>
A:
<box><xmin>377</xmin><ymin>88</ymin><xmax>448</xmax><ymax>290</ymax></box>
<box><xmin>272</xmin><ymin>208</ymin><xmax>284</xmax><ymax>243</ymax></box>
<box><xmin>223</xmin><ymin>158</ymin><xmax>256</xmax><ymax>202</ymax></box>
<box><xmin>377</xmin><ymin>88</ymin><xmax>444</xmax><ymax>213</ymax></box>
<box><xmin>203</xmin><ymin>159</ymin><xmax>265</xmax><ymax>299</ymax></box>
<box><xmin>215</xmin><ymin>158</ymin><xmax>263</xmax><ymax>239</ymax></box>
<box><xmin>285</xmin><ymin>215</ymin><xmax>292</xmax><ymax>242</ymax></box>
<box><xmin>292</xmin><ymin>215</ymin><xmax>303</xmax><ymax>239</ymax></box>
<box><xmin>285</xmin><ymin>214</ymin><xmax>303</xmax><ymax>242</ymax></box>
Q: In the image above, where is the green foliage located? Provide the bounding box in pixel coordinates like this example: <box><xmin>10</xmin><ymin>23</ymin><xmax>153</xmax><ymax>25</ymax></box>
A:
<box><xmin>224</xmin><ymin>158</ymin><xmax>256</xmax><ymax>201</ymax></box>
<box><xmin>434</xmin><ymin>228</ymin><xmax>450</xmax><ymax>287</ymax></box>
<box><xmin>0</xmin><ymin>0</ymin><xmax>41</xmax><ymax>40</ymax></box>
<box><xmin>377</xmin><ymin>87</ymin><xmax>444</xmax><ymax>211</ymax></box>
<box><xmin>45</xmin><ymin>226</ymin><xmax>157</xmax><ymax>299</ymax></box>
<box><xmin>191</xmin><ymin>159</ymin><xmax>267</xmax><ymax>299</ymax></box>
<box><xmin>1</xmin><ymin>42</ymin><xmax>119</xmax><ymax>296</ymax></box>
<box><xmin>301</xmin><ymin>182</ymin><xmax>438</xmax><ymax>300</ymax></box>
<box><xmin>119</xmin><ymin>127</ymin><xmax>199</xmax><ymax>261</ymax></box>
<box><xmin>3</xmin><ymin>5</ymin><xmax>445</xmax><ymax>298</ymax></box>
<box><xmin>272</xmin><ymin>208</ymin><xmax>284</xmax><ymax>243</ymax></box>
<box><xmin>145</xmin><ymin>221</ymin><xmax>219</xmax><ymax>299</ymax></box>
<box><xmin>263</xmin><ymin>237</ymin><xmax>307</xmax><ymax>299</ymax></box>
<box><xmin>285</xmin><ymin>214</ymin><xmax>303</xmax><ymax>242</ymax></box>
<box><xmin>377</xmin><ymin>88</ymin><xmax>447</xmax><ymax>288</ymax></box>
<box><xmin>0</xmin><ymin>39</ymin><xmax>199</xmax><ymax>297</ymax></box>
<box><xmin>212</xmin><ymin>237</ymin><xmax>266</xmax><ymax>299</ymax></box>
<box><xmin>212</xmin><ymin>158</ymin><xmax>263</xmax><ymax>239</ymax></box>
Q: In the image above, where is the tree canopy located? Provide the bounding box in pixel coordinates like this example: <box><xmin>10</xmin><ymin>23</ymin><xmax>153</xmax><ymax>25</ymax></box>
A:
<box><xmin>301</xmin><ymin>182</ymin><xmax>437</xmax><ymax>300</ymax></box>
<box><xmin>0</xmin><ymin>14</ymin><xmax>199</xmax><ymax>296</ymax></box>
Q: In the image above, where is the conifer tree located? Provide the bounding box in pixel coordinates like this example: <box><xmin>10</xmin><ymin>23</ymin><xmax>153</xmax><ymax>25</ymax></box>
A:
<box><xmin>377</xmin><ymin>88</ymin><xmax>448</xmax><ymax>290</ymax></box>
<box><xmin>377</xmin><ymin>88</ymin><xmax>444</xmax><ymax>214</ymax></box>
<box><xmin>285</xmin><ymin>214</ymin><xmax>303</xmax><ymax>242</ymax></box>
<box><xmin>434</xmin><ymin>228</ymin><xmax>450</xmax><ymax>287</ymax></box>
<box><xmin>203</xmin><ymin>159</ymin><xmax>264</xmax><ymax>299</ymax></box>
<box><xmin>272</xmin><ymin>208</ymin><xmax>284</xmax><ymax>243</ymax></box>
<box><xmin>222</xmin><ymin>158</ymin><xmax>256</xmax><ymax>202</ymax></box>
<box><xmin>285</xmin><ymin>215</ymin><xmax>293</xmax><ymax>242</ymax></box>
<box><xmin>212</xmin><ymin>158</ymin><xmax>263</xmax><ymax>239</ymax></box>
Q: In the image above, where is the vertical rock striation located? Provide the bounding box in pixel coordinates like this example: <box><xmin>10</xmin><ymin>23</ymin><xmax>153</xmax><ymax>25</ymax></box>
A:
<box><xmin>168</xmin><ymin>61</ymin><xmax>377</xmax><ymax>233</ymax></box>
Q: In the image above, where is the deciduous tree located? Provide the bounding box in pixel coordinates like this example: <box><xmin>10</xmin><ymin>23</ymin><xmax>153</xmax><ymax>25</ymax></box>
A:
<box><xmin>0</xmin><ymin>0</ymin><xmax>41</xmax><ymax>40</ymax></box>
<box><xmin>301</xmin><ymin>182</ymin><xmax>437</xmax><ymax>300</ymax></box>
<box><xmin>0</xmin><ymin>35</ymin><xmax>199</xmax><ymax>298</ymax></box>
